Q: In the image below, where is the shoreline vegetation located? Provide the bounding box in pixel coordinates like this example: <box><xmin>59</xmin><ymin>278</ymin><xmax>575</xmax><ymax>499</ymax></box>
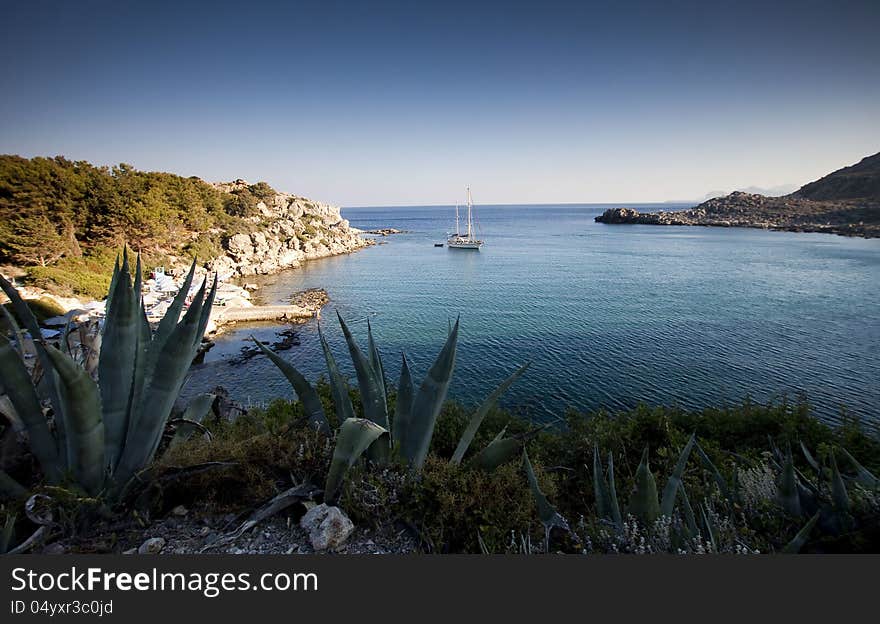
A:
<box><xmin>0</xmin><ymin>155</ymin><xmax>374</xmax><ymax>301</ymax></box>
<box><xmin>596</xmin><ymin>152</ymin><xmax>880</xmax><ymax>238</ymax></box>
<box><xmin>1</xmin><ymin>262</ymin><xmax>879</xmax><ymax>555</ymax></box>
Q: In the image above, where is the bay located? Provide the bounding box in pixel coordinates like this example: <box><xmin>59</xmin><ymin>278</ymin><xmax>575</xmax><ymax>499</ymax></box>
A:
<box><xmin>182</xmin><ymin>203</ymin><xmax>880</xmax><ymax>429</ymax></box>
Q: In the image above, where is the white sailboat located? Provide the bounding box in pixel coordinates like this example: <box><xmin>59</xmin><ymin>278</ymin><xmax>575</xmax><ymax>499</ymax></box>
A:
<box><xmin>447</xmin><ymin>187</ymin><xmax>483</xmax><ymax>250</ymax></box>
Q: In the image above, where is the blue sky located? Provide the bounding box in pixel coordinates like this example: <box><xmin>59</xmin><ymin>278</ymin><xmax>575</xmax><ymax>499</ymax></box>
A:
<box><xmin>1</xmin><ymin>0</ymin><xmax>878</xmax><ymax>205</ymax></box>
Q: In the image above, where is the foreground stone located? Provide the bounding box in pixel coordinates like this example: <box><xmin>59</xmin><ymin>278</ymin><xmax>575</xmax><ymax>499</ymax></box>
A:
<box><xmin>300</xmin><ymin>504</ymin><xmax>355</xmax><ymax>551</ymax></box>
<box><xmin>138</xmin><ymin>537</ymin><xmax>166</xmax><ymax>554</ymax></box>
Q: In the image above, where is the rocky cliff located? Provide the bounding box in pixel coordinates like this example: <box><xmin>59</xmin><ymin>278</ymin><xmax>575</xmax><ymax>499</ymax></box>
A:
<box><xmin>206</xmin><ymin>180</ymin><xmax>373</xmax><ymax>278</ymax></box>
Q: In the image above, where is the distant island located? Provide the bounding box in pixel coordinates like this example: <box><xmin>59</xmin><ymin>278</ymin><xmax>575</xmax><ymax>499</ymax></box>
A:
<box><xmin>596</xmin><ymin>152</ymin><xmax>880</xmax><ymax>238</ymax></box>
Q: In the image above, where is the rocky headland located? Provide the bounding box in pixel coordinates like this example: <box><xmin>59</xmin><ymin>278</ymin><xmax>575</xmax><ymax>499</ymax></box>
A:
<box><xmin>596</xmin><ymin>152</ymin><xmax>880</xmax><ymax>238</ymax></box>
<box><xmin>205</xmin><ymin>179</ymin><xmax>374</xmax><ymax>279</ymax></box>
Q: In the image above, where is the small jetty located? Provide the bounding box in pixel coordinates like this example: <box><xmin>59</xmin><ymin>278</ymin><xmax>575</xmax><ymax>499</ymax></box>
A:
<box><xmin>211</xmin><ymin>304</ymin><xmax>318</xmax><ymax>326</ymax></box>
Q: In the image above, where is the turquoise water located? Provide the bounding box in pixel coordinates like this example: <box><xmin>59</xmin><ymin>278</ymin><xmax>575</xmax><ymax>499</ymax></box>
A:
<box><xmin>184</xmin><ymin>204</ymin><xmax>880</xmax><ymax>428</ymax></box>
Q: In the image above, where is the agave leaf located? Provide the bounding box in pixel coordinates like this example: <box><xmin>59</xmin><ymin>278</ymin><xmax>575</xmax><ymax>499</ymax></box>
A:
<box><xmin>777</xmin><ymin>444</ymin><xmax>802</xmax><ymax>517</ymax></box>
<box><xmin>366</xmin><ymin>319</ymin><xmax>387</xmax><ymax>397</ymax></box>
<box><xmin>99</xmin><ymin>258</ymin><xmax>139</xmax><ymax>471</ymax></box>
<box><xmin>253</xmin><ymin>337</ymin><xmax>328</xmax><ymax>434</ymax></box>
<box><xmin>799</xmin><ymin>440</ymin><xmax>821</xmax><ymax>474</ymax></box>
<box><xmin>152</xmin><ymin>259</ymin><xmax>196</xmax><ymax>353</ymax></box>
<box><xmin>629</xmin><ymin>446</ymin><xmax>660</xmax><ymax>526</ymax></box>
<box><xmin>0</xmin><ymin>273</ymin><xmax>66</xmax><ymax>456</ymax></box>
<box><xmin>324</xmin><ymin>418</ymin><xmax>388</xmax><ymax>505</ymax></box>
<box><xmin>336</xmin><ymin>312</ymin><xmax>389</xmax><ymax>432</ymax></box>
<box><xmin>782</xmin><ymin>512</ymin><xmax>820</xmax><ymax>554</ymax></box>
<box><xmin>317</xmin><ymin>323</ymin><xmax>355</xmax><ymax>426</ymax></box>
<box><xmin>767</xmin><ymin>435</ymin><xmax>784</xmax><ymax>468</ymax></box>
<box><xmin>471</xmin><ymin>432</ymin><xmax>520</xmax><ymax>472</ymax></box>
<box><xmin>700</xmin><ymin>503</ymin><xmax>719</xmax><ymax>552</ymax></box>
<box><xmin>660</xmin><ymin>433</ymin><xmax>696</xmax><ymax>518</ymax></box>
<box><xmin>607</xmin><ymin>451</ymin><xmax>623</xmax><ymax>528</ymax></box>
<box><xmin>167</xmin><ymin>393</ymin><xmax>215</xmax><ymax>451</ymax></box>
<box><xmin>0</xmin><ymin>334</ymin><xmax>61</xmax><ymax>481</ymax></box>
<box><xmin>194</xmin><ymin>273</ymin><xmax>218</xmax><ymax>347</ymax></box>
<box><xmin>695</xmin><ymin>442</ymin><xmax>734</xmax><ymax>502</ymax></box>
<box><xmin>523</xmin><ymin>449</ymin><xmax>569</xmax><ymax>552</ymax></box>
<box><xmin>592</xmin><ymin>443</ymin><xmax>611</xmax><ymax>519</ymax></box>
<box><xmin>679</xmin><ymin>483</ymin><xmax>699</xmax><ymax>537</ymax></box>
<box><xmin>829</xmin><ymin>451</ymin><xmax>850</xmax><ymax>512</ymax></box>
<box><xmin>392</xmin><ymin>352</ymin><xmax>414</xmax><ymax>445</ymax></box>
<box><xmin>839</xmin><ymin>447</ymin><xmax>879</xmax><ymax>490</ymax></box>
<box><xmin>104</xmin><ymin>254</ymin><xmax>121</xmax><ymax>321</ymax></box>
<box><xmin>451</xmin><ymin>361</ymin><xmax>529</xmax><ymax>465</ymax></box>
<box><xmin>125</xmin><ymin>299</ymin><xmax>153</xmax><ymax>440</ymax></box>
<box><xmin>43</xmin><ymin>344</ymin><xmax>104</xmax><ymax>496</ymax></box>
<box><xmin>114</xmin><ymin>279</ymin><xmax>209</xmax><ymax>488</ymax></box>
<box><xmin>400</xmin><ymin>317</ymin><xmax>459</xmax><ymax>469</ymax></box>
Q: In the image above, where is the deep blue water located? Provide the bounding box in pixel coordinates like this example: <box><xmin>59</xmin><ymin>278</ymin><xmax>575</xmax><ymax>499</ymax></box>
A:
<box><xmin>183</xmin><ymin>204</ymin><xmax>880</xmax><ymax>429</ymax></box>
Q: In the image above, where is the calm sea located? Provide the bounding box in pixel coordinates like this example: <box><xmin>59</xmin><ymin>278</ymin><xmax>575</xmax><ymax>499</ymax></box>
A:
<box><xmin>183</xmin><ymin>204</ymin><xmax>880</xmax><ymax>429</ymax></box>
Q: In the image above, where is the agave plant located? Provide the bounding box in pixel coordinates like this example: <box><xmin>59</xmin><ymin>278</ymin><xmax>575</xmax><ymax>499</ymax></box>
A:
<box><xmin>770</xmin><ymin>440</ymin><xmax>879</xmax><ymax>550</ymax></box>
<box><xmin>592</xmin><ymin>434</ymin><xmax>697</xmax><ymax>528</ymax></box>
<box><xmin>256</xmin><ymin>312</ymin><xmax>530</xmax><ymax>504</ymax></box>
<box><xmin>0</xmin><ymin>251</ymin><xmax>217</xmax><ymax>500</ymax></box>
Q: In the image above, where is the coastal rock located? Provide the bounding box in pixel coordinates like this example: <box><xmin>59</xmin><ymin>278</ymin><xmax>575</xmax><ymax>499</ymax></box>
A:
<box><xmin>300</xmin><ymin>504</ymin><xmax>354</xmax><ymax>551</ymax></box>
<box><xmin>594</xmin><ymin>153</ymin><xmax>880</xmax><ymax>238</ymax></box>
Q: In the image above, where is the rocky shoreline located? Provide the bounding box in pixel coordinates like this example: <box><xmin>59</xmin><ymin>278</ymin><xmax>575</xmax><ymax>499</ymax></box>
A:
<box><xmin>595</xmin><ymin>191</ymin><xmax>880</xmax><ymax>238</ymax></box>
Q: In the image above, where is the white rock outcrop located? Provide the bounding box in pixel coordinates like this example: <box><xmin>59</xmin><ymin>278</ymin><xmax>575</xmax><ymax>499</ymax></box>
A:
<box><xmin>207</xmin><ymin>184</ymin><xmax>373</xmax><ymax>279</ymax></box>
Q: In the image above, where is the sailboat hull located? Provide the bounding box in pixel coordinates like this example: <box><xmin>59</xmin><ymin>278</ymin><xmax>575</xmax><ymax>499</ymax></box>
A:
<box><xmin>447</xmin><ymin>239</ymin><xmax>482</xmax><ymax>249</ymax></box>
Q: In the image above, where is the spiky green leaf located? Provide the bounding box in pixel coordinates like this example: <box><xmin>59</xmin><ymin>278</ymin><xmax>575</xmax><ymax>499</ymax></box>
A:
<box><xmin>471</xmin><ymin>433</ymin><xmax>521</xmax><ymax>472</ymax></box>
<box><xmin>660</xmin><ymin>433</ymin><xmax>695</xmax><ymax>517</ymax></box>
<box><xmin>629</xmin><ymin>447</ymin><xmax>660</xmax><ymax>526</ymax></box>
<box><xmin>392</xmin><ymin>352</ymin><xmax>414</xmax><ymax>445</ymax></box>
<box><xmin>336</xmin><ymin>312</ymin><xmax>389</xmax><ymax>431</ymax></box>
<box><xmin>829</xmin><ymin>451</ymin><xmax>850</xmax><ymax>512</ymax></box>
<box><xmin>451</xmin><ymin>361</ymin><xmax>529</xmax><ymax>465</ymax></box>
<box><xmin>607</xmin><ymin>451</ymin><xmax>623</xmax><ymax>528</ymax></box>
<box><xmin>43</xmin><ymin>345</ymin><xmax>104</xmax><ymax>496</ymax></box>
<box><xmin>695</xmin><ymin>442</ymin><xmax>733</xmax><ymax>502</ymax></box>
<box><xmin>99</xmin><ymin>258</ymin><xmax>139</xmax><ymax>470</ymax></box>
<box><xmin>0</xmin><ymin>334</ymin><xmax>60</xmax><ymax>481</ymax></box>
<box><xmin>782</xmin><ymin>512</ymin><xmax>820</xmax><ymax>554</ymax></box>
<box><xmin>592</xmin><ymin>443</ymin><xmax>611</xmax><ymax>519</ymax></box>
<box><xmin>523</xmin><ymin>448</ymin><xmax>569</xmax><ymax>551</ymax></box>
<box><xmin>317</xmin><ymin>323</ymin><xmax>355</xmax><ymax>426</ymax></box>
<box><xmin>253</xmin><ymin>337</ymin><xmax>328</xmax><ymax>434</ymax></box>
<box><xmin>777</xmin><ymin>444</ymin><xmax>802</xmax><ymax>517</ymax></box>
<box><xmin>400</xmin><ymin>317</ymin><xmax>459</xmax><ymax>469</ymax></box>
<box><xmin>168</xmin><ymin>393</ymin><xmax>216</xmax><ymax>451</ymax></box>
<box><xmin>324</xmin><ymin>418</ymin><xmax>388</xmax><ymax>505</ymax></box>
<box><xmin>839</xmin><ymin>447</ymin><xmax>879</xmax><ymax>490</ymax></box>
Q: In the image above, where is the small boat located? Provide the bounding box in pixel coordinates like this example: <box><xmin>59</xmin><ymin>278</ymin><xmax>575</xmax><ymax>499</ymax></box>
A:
<box><xmin>447</xmin><ymin>187</ymin><xmax>483</xmax><ymax>250</ymax></box>
<box><xmin>434</xmin><ymin>243</ymin><xmax>444</xmax><ymax>247</ymax></box>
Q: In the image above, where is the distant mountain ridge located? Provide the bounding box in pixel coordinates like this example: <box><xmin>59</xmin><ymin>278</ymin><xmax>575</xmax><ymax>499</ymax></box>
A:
<box><xmin>791</xmin><ymin>152</ymin><xmax>880</xmax><ymax>201</ymax></box>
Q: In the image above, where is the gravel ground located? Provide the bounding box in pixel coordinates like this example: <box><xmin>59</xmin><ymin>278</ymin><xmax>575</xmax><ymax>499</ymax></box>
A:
<box><xmin>43</xmin><ymin>508</ymin><xmax>419</xmax><ymax>555</ymax></box>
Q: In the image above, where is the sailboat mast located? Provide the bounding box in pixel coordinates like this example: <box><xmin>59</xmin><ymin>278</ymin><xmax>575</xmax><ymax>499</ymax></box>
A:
<box><xmin>455</xmin><ymin>203</ymin><xmax>460</xmax><ymax>236</ymax></box>
<box><xmin>466</xmin><ymin>186</ymin><xmax>473</xmax><ymax>238</ymax></box>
